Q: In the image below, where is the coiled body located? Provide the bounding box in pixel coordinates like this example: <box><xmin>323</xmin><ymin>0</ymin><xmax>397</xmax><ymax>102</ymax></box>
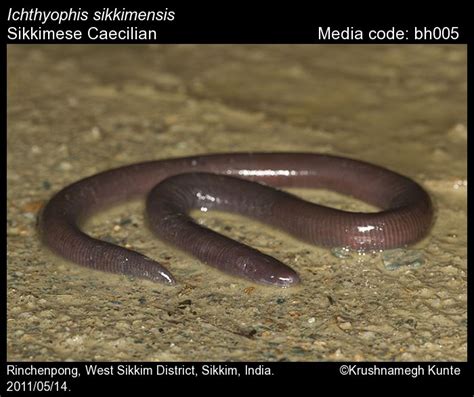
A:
<box><xmin>38</xmin><ymin>153</ymin><xmax>433</xmax><ymax>287</ymax></box>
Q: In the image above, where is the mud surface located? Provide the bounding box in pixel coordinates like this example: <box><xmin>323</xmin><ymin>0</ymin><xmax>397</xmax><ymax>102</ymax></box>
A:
<box><xmin>7</xmin><ymin>45</ymin><xmax>466</xmax><ymax>361</ymax></box>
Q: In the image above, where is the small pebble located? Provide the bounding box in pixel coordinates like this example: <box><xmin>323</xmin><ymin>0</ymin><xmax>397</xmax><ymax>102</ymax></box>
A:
<box><xmin>288</xmin><ymin>311</ymin><xmax>301</xmax><ymax>318</ymax></box>
<box><xmin>359</xmin><ymin>331</ymin><xmax>375</xmax><ymax>339</ymax></box>
<box><xmin>22</xmin><ymin>200</ymin><xmax>43</xmax><ymax>214</ymax></box>
<box><xmin>67</xmin><ymin>96</ymin><xmax>78</xmax><ymax>107</ymax></box>
<box><xmin>338</xmin><ymin>322</ymin><xmax>352</xmax><ymax>330</ymax></box>
<box><xmin>447</xmin><ymin>123</ymin><xmax>467</xmax><ymax>141</ymax></box>
<box><xmin>58</xmin><ymin>161</ymin><xmax>73</xmax><ymax>171</ymax></box>
<box><xmin>89</xmin><ymin>126</ymin><xmax>102</xmax><ymax>140</ymax></box>
<box><xmin>164</xmin><ymin>115</ymin><xmax>178</xmax><ymax>125</ymax></box>
<box><xmin>115</xmin><ymin>321</ymin><xmax>130</xmax><ymax>330</ymax></box>
<box><xmin>329</xmin><ymin>348</ymin><xmax>344</xmax><ymax>360</ymax></box>
<box><xmin>453</xmin><ymin>179</ymin><xmax>467</xmax><ymax>190</ymax></box>
<box><xmin>312</xmin><ymin>340</ymin><xmax>327</xmax><ymax>347</ymax></box>
<box><xmin>23</xmin><ymin>213</ymin><xmax>36</xmax><ymax>221</ymax></box>
<box><xmin>243</xmin><ymin>287</ymin><xmax>255</xmax><ymax>295</ymax></box>
<box><xmin>30</xmin><ymin>145</ymin><xmax>41</xmax><ymax>154</ymax></box>
<box><xmin>276</xmin><ymin>298</ymin><xmax>285</xmax><ymax>304</ymax></box>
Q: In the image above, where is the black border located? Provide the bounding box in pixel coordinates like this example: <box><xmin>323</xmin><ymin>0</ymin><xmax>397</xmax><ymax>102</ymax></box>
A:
<box><xmin>3</xmin><ymin>4</ymin><xmax>471</xmax><ymax>395</ymax></box>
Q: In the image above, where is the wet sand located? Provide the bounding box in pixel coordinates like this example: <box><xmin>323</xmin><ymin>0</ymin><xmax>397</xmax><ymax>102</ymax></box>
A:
<box><xmin>7</xmin><ymin>45</ymin><xmax>466</xmax><ymax>361</ymax></box>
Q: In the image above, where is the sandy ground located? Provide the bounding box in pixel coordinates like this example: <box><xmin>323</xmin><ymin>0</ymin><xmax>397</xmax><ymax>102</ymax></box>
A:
<box><xmin>7</xmin><ymin>45</ymin><xmax>466</xmax><ymax>361</ymax></box>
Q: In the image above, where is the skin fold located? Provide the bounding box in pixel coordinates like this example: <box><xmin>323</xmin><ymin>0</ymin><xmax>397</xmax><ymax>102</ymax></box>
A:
<box><xmin>38</xmin><ymin>153</ymin><xmax>433</xmax><ymax>287</ymax></box>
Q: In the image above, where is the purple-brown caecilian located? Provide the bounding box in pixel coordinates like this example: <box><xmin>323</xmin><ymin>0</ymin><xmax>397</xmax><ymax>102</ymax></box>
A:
<box><xmin>38</xmin><ymin>153</ymin><xmax>433</xmax><ymax>287</ymax></box>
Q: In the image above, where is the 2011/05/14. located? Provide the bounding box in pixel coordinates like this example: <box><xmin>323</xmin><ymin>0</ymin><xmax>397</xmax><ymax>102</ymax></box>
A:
<box><xmin>6</xmin><ymin>380</ymin><xmax>69</xmax><ymax>392</ymax></box>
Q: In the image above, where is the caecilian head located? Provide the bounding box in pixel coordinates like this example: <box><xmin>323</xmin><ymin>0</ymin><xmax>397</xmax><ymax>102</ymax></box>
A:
<box><xmin>234</xmin><ymin>254</ymin><xmax>301</xmax><ymax>288</ymax></box>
